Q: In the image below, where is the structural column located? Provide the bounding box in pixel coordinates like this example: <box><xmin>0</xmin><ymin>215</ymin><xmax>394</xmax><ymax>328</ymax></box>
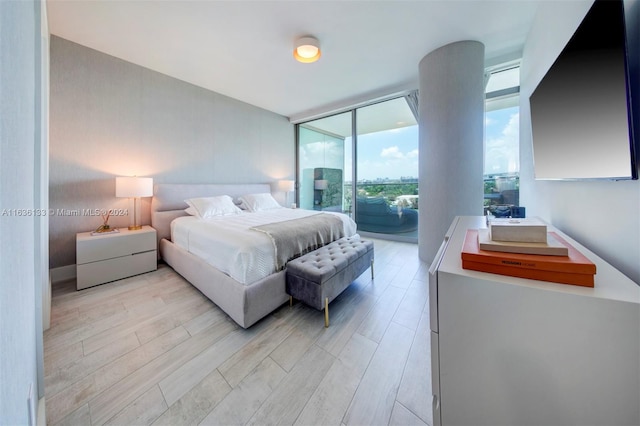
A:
<box><xmin>418</xmin><ymin>41</ymin><xmax>485</xmax><ymax>263</ymax></box>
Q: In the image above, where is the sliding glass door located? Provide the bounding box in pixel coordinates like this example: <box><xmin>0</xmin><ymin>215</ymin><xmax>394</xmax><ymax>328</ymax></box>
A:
<box><xmin>297</xmin><ymin>96</ymin><xmax>418</xmax><ymax>240</ymax></box>
<box><xmin>355</xmin><ymin>98</ymin><xmax>418</xmax><ymax>238</ymax></box>
<box><xmin>298</xmin><ymin>112</ymin><xmax>352</xmax><ymax>214</ymax></box>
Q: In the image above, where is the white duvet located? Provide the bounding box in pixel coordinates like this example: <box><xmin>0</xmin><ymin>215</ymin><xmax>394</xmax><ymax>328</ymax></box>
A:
<box><xmin>171</xmin><ymin>208</ymin><xmax>358</xmax><ymax>285</ymax></box>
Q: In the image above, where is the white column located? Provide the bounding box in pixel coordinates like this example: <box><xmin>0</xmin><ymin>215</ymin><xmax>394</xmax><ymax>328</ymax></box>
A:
<box><xmin>418</xmin><ymin>41</ymin><xmax>485</xmax><ymax>263</ymax></box>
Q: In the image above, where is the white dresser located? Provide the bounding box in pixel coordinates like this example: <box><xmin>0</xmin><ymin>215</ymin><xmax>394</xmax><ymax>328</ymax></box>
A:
<box><xmin>76</xmin><ymin>226</ymin><xmax>157</xmax><ymax>290</ymax></box>
<box><xmin>429</xmin><ymin>216</ymin><xmax>640</xmax><ymax>426</ymax></box>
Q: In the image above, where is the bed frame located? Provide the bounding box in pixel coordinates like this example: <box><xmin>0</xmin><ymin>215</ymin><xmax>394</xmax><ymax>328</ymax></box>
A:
<box><xmin>151</xmin><ymin>183</ymin><xmax>289</xmax><ymax>328</ymax></box>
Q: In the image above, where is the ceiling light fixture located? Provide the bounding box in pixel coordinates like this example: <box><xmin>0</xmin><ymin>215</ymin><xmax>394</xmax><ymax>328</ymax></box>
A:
<box><xmin>294</xmin><ymin>36</ymin><xmax>321</xmax><ymax>63</ymax></box>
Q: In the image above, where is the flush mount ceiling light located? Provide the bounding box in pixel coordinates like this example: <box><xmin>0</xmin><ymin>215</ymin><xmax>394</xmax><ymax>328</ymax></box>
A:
<box><xmin>294</xmin><ymin>36</ymin><xmax>321</xmax><ymax>63</ymax></box>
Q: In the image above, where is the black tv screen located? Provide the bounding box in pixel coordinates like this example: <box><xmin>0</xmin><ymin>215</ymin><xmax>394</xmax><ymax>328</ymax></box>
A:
<box><xmin>530</xmin><ymin>0</ymin><xmax>638</xmax><ymax>180</ymax></box>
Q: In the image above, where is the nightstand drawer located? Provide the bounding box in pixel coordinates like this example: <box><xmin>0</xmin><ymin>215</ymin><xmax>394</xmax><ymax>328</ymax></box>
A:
<box><xmin>77</xmin><ymin>228</ymin><xmax>156</xmax><ymax>264</ymax></box>
<box><xmin>77</xmin><ymin>250</ymin><xmax>157</xmax><ymax>290</ymax></box>
<box><xmin>76</xmin><ymin>226</ymin><xmax>158</xmax><ymax>290</ymax></box>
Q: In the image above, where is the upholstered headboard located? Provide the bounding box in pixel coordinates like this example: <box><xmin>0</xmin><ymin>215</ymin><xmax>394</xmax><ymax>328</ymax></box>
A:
<box><xmin>151</xmin><ymin>183</ymin><xmax>272</xmax><ymax>243</ymax></box>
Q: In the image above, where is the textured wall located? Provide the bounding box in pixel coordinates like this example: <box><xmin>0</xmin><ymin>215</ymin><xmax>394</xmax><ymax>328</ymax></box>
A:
<box><xmin>520</xmin><ymin>0</ymin><xmax>640</xmax><ymax>284</ymax></box>
<box><xmin>0</xmin><ymin>1</ymin><xmax>40</xmax><ymax>423</ymax></box>
<box><xmin>50</xmin><ymin>36</ymin><xmax>294</xmax><ymax>269</ymax></box>
<box><xmin>418</xmin><ymin>41</ymin><xmax>485</xmax><ymax>263</ymax></box>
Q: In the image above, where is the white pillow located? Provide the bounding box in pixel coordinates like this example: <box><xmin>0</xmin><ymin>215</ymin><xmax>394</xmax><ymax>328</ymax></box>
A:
<box><xmin>239</xmin><ymin>193</ymin><xmax>282</xmax><ymax>212</ymax></box>
<box><xmin>185</xmin><ymin>206</ymin><xmax>199</xmax><ymax>216</ymax></box>
<box><xmin>184</xmin><ymin>195</ymin><xmax>242</xmax><ymax>218</ymax></box>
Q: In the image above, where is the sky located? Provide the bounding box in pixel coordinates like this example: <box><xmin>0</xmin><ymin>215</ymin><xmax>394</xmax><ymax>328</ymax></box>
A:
<box><xmin>348</xmin><ymin>105</ymin><xmax>519</xmax><ymax>180</ymax></box>
<box><xmin>485</xmin><ymin>106</ymin><xmax>520</xmax><ymax>175</ymax></box>
<box><xmin>346</xmin><ymin>125</ymin><xmax>419</xmax><ymax>181</ymax></box>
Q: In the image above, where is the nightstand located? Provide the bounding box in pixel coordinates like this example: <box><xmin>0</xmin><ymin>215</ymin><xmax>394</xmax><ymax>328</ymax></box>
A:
<box><xmin>76</xmin><ymin>225</ymin><xmax>157</xmax><ymax>290</ymax></box>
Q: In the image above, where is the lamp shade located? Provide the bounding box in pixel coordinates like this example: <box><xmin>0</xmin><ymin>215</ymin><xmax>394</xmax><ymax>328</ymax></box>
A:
<box><xmin>314</xmin><ymin>179</ymin><xmax>328</xmax><ymax>190</ymax></box>
<box><xmin>294</xmin><ymin>36</ymin><xmax>321</xmax><ymax>63</ymax></box>
<box><xmin>115</xmin><ymin>177</ymin><xmax>153</xmax><ymax>198</ymax></box>
<box><xmin>276</xmin><ymin>180</ymin><xmax>295</xmax><ymax>192</ymax></box>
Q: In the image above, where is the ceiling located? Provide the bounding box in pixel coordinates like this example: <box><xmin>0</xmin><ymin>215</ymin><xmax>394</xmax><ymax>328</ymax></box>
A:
<box><xmin>47</xmin><ymin>0</ymin><xmax>542</xmax><ymax>120</ymax></box>
<box><xmin>301</xmin><ymin>96</ymin><xmax>417</xmax><ymax>138</ymax></box>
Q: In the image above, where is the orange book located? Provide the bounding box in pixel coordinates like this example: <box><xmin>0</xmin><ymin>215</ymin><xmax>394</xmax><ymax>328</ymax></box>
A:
<box><xmin>462</xmin><ymin>260</ymin><xmax>594</xmax><ymax>287</ymax></box>
<box><xmin>461</xmin><ymin>229</ymin><xmax>596</xmax><ymax>287</ymax></box>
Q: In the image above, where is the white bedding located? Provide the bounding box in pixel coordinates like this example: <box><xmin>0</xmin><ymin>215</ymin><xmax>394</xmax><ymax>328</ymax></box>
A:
<box><xmin>171</xmin><ymin>208</ymin><xmax>357</xmax><ymax>285</ymax></box>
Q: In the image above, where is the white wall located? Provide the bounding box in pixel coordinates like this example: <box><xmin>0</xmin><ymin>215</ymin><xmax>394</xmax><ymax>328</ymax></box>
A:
<box><xmin>520</xmin><ymin>0</ymin><xmax>640</xmax><ymax>284</ymax></box>
<box><xmin>0</xmin><ymin>1</ymin><xmax>43</xmax><ymax>423</ymax></box>
<box><xmin>49</xmin><ymin>36</ymin><xmax>294</xmax><ymax>269</ymax></box>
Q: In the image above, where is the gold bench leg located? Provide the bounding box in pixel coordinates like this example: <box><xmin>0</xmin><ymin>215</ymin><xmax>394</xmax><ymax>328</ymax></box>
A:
<box><xmin>289</xmin><ymin>295</ymin><xmax>293</xmax><ymax>307</ymax></box>
<box><xmin>371</xmin><ymin>258</ymin><xmax>375</xmax><ymax>280</ymax></box>
<box><xmin>324</xmin><ymin>297</ymin><xmax>329</xmax><ymax>328</ymax></box>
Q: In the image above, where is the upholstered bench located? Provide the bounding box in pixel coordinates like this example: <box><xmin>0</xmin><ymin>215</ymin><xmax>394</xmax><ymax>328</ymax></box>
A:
<box><xmin>286</xmin><ymin>237</ymin><xmax>374</xmax><ymax>327</ymax></box>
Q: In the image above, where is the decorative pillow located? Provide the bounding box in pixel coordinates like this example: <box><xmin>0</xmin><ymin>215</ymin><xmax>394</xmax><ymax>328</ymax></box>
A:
<box><xmin>185</xmin><ymin>206</ymin><xmax>198</xmax><ymax>216</ymax></box>
<box><xmin>184</xmin><ymin>195</ymin><xmax>242</xmax><ymax>218</ymax></box>
<box><xmin>238</xmin><ymin>193</ymin><xmax>282</xmax><ymax>212</ymax></box>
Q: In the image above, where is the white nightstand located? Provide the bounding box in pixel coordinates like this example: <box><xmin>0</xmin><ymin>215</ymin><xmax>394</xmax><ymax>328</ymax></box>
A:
<box><xmin>76</xmin><ymin>225</ymin><xmax>157</xmax><ymax>290</ymax></box>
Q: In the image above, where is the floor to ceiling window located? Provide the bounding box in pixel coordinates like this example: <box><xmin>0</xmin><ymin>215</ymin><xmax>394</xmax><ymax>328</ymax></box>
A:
<box><xmin>298</xmin><ymin>66</ymin><xmax>519</xmax><ymax>227</ymax></box>
<box><xmin>298</xmin><ymin>112</ymin><xmax>352</xmax><ymax>213</ymax></box>
<box><xmin>355</xmin><ymin>98</ymin><xmax>418</xmax><ymax>238</ymax></box>
<box><xmin>297</xmin><ymin>96</ymin><xmax>418</xmax><ymax>240</ymax></box>
<box><xmin>484</xmin><ymin>64</ymin><xmax>520</xmax><ymax>216</ymax></box>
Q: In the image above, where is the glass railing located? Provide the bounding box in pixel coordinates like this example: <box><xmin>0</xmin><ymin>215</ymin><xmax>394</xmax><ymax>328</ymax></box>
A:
<box><xmin>484</xmin><ymin>174</ymin><xmax>519</xmax><ymax>216</ymax></box>
<box><xmin>345</xmin><ymin>181</ymin><xmax>419</xmax><ymax>236</ymax></box>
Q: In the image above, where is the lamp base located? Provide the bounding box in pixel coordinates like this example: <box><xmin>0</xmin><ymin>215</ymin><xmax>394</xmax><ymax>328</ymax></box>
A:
<box><xmin>128</xmin><ymin>225</ymin><xmax>143</xmax><ymax>231</ymax></box>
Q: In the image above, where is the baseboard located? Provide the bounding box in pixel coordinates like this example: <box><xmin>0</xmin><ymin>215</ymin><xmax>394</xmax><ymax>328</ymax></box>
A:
<box><xmin>37</xmin><ymin>397</ymin><xmax>45</xmax><ymax>426</ymax></box>
<box><xmin>50</xmin><ymin>264</ymin><xmax>76</xmax><ymax>283</ymax></box>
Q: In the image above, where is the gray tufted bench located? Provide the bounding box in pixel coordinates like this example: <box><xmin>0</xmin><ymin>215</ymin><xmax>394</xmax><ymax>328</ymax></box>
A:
<box><xmin>286</xmin><ymin>237</ymin><xmax>374</xmax><ymax>327</ymax></box>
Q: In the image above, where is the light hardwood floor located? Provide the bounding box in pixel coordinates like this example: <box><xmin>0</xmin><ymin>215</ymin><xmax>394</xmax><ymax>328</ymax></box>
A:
<box><xmin>44</xmin><ymin>238</ymin><xmax>433</xmax><ymax>426</ymax></box>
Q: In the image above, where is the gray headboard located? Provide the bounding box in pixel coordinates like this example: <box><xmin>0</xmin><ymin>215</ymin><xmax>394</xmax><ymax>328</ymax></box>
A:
<box><xmin>151</xmin><ymin>183</ymin><xmax>272</xmax><ymax>242</ymax></box>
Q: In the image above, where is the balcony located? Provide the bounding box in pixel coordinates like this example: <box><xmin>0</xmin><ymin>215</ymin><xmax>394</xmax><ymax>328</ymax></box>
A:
<box><xmin>484</xmin><ymin>174</ymin><xmax>519</xmax><ymax>215</ymax></box>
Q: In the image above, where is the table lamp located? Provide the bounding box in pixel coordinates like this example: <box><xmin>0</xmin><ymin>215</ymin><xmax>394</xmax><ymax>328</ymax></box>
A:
<box><xmin>276</xmin><ymin>180</ymin><xmax>295</xmax><ymax>207</ymax></box>
<box><xmin>314</xmin><ymin>179</ymin><xmax>328</xmax><ymax>190</ymax></box>
<box><xmin>115</xmin><ymin>176</ymin><xmax>153</xmax><ymax>230</ymax></box>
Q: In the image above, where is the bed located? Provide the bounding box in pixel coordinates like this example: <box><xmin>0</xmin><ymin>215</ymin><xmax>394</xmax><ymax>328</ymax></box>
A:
<box><xmin>151</xmin><ymin>183</ymin><xmax>357</xmax><ymax>328</ymax></box>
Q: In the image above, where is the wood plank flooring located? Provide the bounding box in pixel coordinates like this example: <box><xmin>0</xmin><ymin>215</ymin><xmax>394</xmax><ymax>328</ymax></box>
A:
<box><xmin>44</xmin><ymin>238</ymin><xmax>433</xmax><ymax>426</ymax></box>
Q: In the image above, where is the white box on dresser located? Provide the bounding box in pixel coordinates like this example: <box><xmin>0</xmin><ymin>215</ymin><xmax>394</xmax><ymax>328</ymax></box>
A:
<box><xmin>429</xmin><ymin>216</ymin><xmax>640</xmax><ymax>426</ymax></box>
<box><xmin>76</xmin><ymin>225</ymin><xmax>157</xmax><ymax>290</ymax></box>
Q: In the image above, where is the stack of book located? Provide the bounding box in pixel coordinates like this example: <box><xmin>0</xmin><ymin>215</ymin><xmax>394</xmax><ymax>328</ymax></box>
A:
<box><xmin>461</xmin><ymin>219</ymin><xmax>596</xmax><ymax>287</ymax></box>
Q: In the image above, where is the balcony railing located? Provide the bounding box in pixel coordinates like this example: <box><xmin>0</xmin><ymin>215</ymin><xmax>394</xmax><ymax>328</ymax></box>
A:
<box><xmin>340</xmin><ymin>181</ymin><xmax>419</xmax><ymax>213</ymax></box>
<box><xmin>337</xmin><ymin>175</ymin><xmax>519</xmax><ymax>216</ymax></box>
<box><xmin>484</xmin><ymin>174</ymin><xmax>519</xmax><ymax>207</ymax></box>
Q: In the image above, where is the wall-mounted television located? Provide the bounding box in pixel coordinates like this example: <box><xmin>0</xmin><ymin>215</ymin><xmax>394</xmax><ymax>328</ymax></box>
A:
<box><xmin>530</xmin><ymin>0</ymin><xmax>638</xmax><ymax>180</ymax></box>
